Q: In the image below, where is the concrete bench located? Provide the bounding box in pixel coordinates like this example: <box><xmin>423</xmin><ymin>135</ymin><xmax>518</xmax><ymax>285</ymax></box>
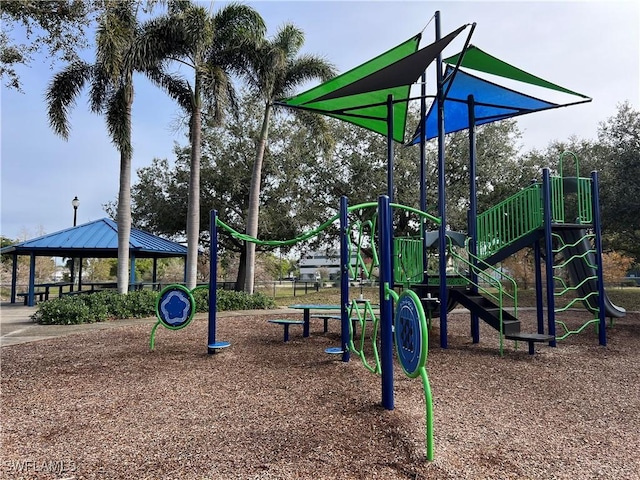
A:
<box><xmin>268</xmin><ymin>319</ymin><xmax>304</xmax><ymax>342</ymax></box>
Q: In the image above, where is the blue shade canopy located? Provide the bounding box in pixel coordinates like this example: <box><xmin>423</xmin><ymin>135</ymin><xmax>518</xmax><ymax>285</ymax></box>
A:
<box><xmin>0</xmin><ymin>218</ymin><xmax>187</xmax><ymax>258</ymax></box>
<box><xmin>409</xmin><ymin>66</ymin><xmax>560</xmax><ymax>144</ymax></box>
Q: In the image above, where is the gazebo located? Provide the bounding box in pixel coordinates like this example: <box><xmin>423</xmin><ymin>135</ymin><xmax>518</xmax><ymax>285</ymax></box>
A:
<box><xmin>1</xmin><ymin>218</ymin><xmax>187</xmax><ymax>306</ymax></box>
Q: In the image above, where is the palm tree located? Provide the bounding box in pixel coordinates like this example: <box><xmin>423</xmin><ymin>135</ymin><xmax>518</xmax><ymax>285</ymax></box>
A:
<box><xmin>46</xmin><ymin>0</ymin><xmax>140</xmax><ymax>295</ymax></box>
<box><xmin>134</xmin><ymin>1</ymin><xmax>265</xmax><ymax>289</ymax></box>
<box><xmin>242</xmin><ymin>24</ymin><xmax>336</xmax><ymax>294</ymax></box>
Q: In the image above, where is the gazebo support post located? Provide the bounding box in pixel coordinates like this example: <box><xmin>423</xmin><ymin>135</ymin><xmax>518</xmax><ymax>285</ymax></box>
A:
<box><xmin>28</xmin><ymin>253</ymin><xmax>36</xmax><ymax>307</ymax></box>
<box><xmin>129</xmin><ymin>254</ymin><xmax>136</xmax><ymax>291</ymax></box>
<box><xmin>78</xmin><ymin>257</ymin><xmax>84</xmax><ymax>291</ymax></box>
<box><xmin>11</xmin><ymin>253</ymin><xmax>17</xmax><ymax>304</ymax></box>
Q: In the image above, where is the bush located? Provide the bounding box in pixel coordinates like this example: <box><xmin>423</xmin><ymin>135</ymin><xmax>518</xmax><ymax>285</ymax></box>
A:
<box><xmin>191</xmin><ymin>287</ymin><xmax>275</xmax><ymax>312</ymax></box>
<box><xmin>32</xmin><ymin>287</ymin><xmax>274</xmax><ymax>325</ymax></box>
<box><xmin>32</xmin><ymin>290</ymin><xmax>158</xmax><ymax>325</ymax></box>
<box><xmin>33</xmin><ymin>297</ymin><xmax>91</xmax><ymax>325</ymax></box>
<box><xmin>216</xmin><ymin>290</ymin><xmax>275</xmax><ymax>311</ymax></box>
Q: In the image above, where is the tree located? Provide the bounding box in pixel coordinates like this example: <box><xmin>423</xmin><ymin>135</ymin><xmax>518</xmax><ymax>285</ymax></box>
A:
<box><xmin>241</xmin><ymin>23</ymin><xmax>336</xmax><ymax>293</ymax></box>
<box><xmin>134</xmin><ymin>1</ymin><xmax>266</xmax><ymax>289</ymax></box>
<box><xmin>531</xmin><ymin>103</ymin><xmax>640</xmax><ymax>263</ymax></box>
<box><xmin>601</xmin><ymin>251</ymin><xmax>635</xmax><ymax>284</ymax></box>
<box><xmin>46</xmin><ymin>0</ymin><xmax>144</xmax><ymax>294</ymax></box>
<box><xmin>0</xmin><ymin>0</ymin><xmax>101</xmax><ymax>90</ymax></box>
<box><xmin>126</xmin><ymin>93</ymin><xmax>335</xmax><ymax>289</ymax></box>
<box><xmin>596</xmin><ymin>102</ymin><xmax>640</xmax><ymax>263</ymax></box>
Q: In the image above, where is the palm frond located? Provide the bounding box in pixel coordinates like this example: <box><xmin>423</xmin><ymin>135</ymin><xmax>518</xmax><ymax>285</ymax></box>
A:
<box><xmin>211</xmin><ymin>3</ymin><xmax>266</xmax><ymax>45</ymax></box>
<box><xmin>272</xmin><ymin>23</ymin><xmax>305</xmax><ymax>61</ymax></box>
<box><xmin>105</xmin><ymin>85</ymin><xmax>132</xmax><ymax>157</ymax></box>
<box><xmin>145</xmin><ymin>66</ymin><xmax>193</xmax><ymax>113</ymax></box>
<box><xmin>45</xmin><ymin>61</ymin><xmax>94</xmax><ymax>139</ymax></box>
<box><xmin>201</xmin><ymin>65</ymin><xmax>234</xmax><ymax>126</ymax></box>
<box><xmin>279</xmin><ymin>55</ymin><xmax>336</xmax><ymax>98</ymax></box>
<box><xmin>132</xmin><ymin>15</ymin><xmax>191</xmax><ymax>71</ymax></box>
<box><xmin>88</xmin><ymin>66</ymin><xmax>115</xmax><ymax>113</ymax></box>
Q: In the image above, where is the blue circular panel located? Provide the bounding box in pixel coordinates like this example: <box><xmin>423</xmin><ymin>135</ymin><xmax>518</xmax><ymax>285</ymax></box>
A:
<box><xmin>157</xmin><ymin>285</ymin><xmax>195</xmax><ymax>330</ymax></box>
<box><xmin>394</xmin><ymin>291</ymin><xmax>428</xmax><ymax>378</ymax></box>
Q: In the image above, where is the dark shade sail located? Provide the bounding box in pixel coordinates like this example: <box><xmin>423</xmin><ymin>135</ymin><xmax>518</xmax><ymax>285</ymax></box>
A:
<box><xmin>278</xmin><ymin>25</ymin><xmax>467</xmax><ymax>143</ymax></box>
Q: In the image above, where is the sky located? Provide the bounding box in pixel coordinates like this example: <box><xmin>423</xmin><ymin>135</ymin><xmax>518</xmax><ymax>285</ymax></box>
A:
<box><xmin>1</xmin><ymin>0</ymin><xmax>638</xmax><ymax>243</ymax></box>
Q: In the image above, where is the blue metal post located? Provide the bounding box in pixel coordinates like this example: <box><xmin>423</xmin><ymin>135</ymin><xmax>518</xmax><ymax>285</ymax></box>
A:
<box><xmin>27</xmin><ymin>253</ymin><xmax>36</xmax><ymax>306</ymax></box>
<box><xmin>387</xmin><ymin>94</ymin><xmax>394</xmax><ymax>202</ymax></box>
<box><xmin>435</xmin><ymin>10</ymin><xmax>448</xmax><ymax>348</ymax></box>
<box><xmin>208</xmin><ymin>210</ymin><xmax>230</xmax><ymax>354</ymax></box>
<box><xmin>339</xmin><ymin>196</ymin><xmax>351</xmax><ymax>362</ymax></box>
<box><xmin>591</xmin><ymin>171</ymin><xmax>607</xmax><ymax>346</ymax></box>
<box><xmin>378</xmin><ymin>195</ymin><xmax>394</xmax><ymax>410</ymax></box>
<box><xmin>420</xmin><ymin>72</ymin><xmax>429</xmax><ymax>284</ymax></box>
<box><xmin>542</xmin><ymin>169</ymin><xmax>556</xmax><ymax>346</ymax></box>
<box><xmin>534</xmin><ymin>240</ymin><xmax>545</xmax><ymax>334</ymax></box>
<box><xmin>468</xmin><ymin>95</ymin><xmax>479</xmax><ymax>343</ymax></box>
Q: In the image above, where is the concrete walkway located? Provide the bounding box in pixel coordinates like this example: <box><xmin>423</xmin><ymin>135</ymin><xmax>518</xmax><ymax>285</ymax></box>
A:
<box><xmin>0</xmin><ymin>303</ymin><xmax>303</xmax><ymax>347</ymax></box>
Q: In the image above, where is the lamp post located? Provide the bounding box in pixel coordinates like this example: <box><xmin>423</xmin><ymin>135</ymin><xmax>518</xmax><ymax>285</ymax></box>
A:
<box><xmin>70</xmin><ymin>196</ymin><xmax>79</xmax><ymax>290</ymax></box>
<box><xmin>72</xmin><ymin>196</ymin><xmax>79</xmax><ymax>226</ymax></box>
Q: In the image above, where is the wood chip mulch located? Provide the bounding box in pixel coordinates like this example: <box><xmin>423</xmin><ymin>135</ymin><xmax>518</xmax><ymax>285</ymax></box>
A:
<box><xmin>1</xmin><ymin>310</ymin><xmax>639</xmax><ymax>479</ymax></box>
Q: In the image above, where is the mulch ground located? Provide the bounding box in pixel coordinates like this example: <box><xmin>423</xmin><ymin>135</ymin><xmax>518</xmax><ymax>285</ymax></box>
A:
<box><xmin>1</xmin><ymin>309</ymin><xmax>639</xmax><ymax>479</ymax></box>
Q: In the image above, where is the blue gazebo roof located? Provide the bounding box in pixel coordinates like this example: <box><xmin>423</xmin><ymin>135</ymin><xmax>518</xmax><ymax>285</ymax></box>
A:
<box><xmin>1</xmin><ymin>218</ymin><xmax>187</xmax><ymax>258</ymax></box>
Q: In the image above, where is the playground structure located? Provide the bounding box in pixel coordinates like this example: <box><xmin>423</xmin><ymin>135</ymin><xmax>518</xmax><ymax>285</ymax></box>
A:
<box><xmin>151</xmin><ymin>11</ymin><xmax>626</xmax><ymax>460</ymax></box>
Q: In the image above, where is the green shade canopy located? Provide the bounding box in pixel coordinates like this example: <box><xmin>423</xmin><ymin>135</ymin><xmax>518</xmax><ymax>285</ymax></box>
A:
<box><xmin>277</xmin><ymin>26</ymin><xmax>467</xmax><ymax>143</ymax></box>
<box><xmin>443</xmin><ymin>45</ymin><xmax>590</xmax><ymax>99</ymax></box>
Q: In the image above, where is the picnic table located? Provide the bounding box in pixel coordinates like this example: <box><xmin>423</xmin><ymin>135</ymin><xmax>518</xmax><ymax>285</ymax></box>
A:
<box><xmin>288</xmin><ymin>304</ymin><xmax>341</xmax><ymax>337</ymax></box>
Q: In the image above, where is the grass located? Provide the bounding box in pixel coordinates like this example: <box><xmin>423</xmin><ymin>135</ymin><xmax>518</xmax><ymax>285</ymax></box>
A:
<box><xmin>270</xmin><ymin>285</ymin><xmax>640</xmax><ymax>312</ymax></box>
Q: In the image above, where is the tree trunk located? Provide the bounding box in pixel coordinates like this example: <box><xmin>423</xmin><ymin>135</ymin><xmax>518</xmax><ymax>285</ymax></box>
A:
<box><xmin>116</xmin><ymin>88</ymin><xmax>133</xmax><ymax>294</ymax></box>
<box><xmin>235</xmin><ymin>244</ymin><xmax>247</xmax><ymax>291</ymax></box>
<box><xmin>245</xmin><ymin>102</ymin><xmax>272</xmax><ymax>294</ymax></box>
<box><xmin>186</xmin><ymin>82</ymin><xmax>202</xmax><ymax>289</ymax></box>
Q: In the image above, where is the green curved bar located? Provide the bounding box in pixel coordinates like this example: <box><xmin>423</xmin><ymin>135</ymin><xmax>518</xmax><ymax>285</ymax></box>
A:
<box><xmin>149</xmin><ymin>321</ymin><xmax>161</xmax><ymax>351</ymax></box>
<box><xmin>555</xmin><ymin>317</ymin><xmax>600</xmax><ymax>340</ymax></box>
<box><xmin>420</xmin><ymin>367</ymin><xmax>434</xmax><ymax>461</ymax></box>
<box><xmin>388</xmin><ymin>284</ymin><xmax>433</xmax><ymax>460</ymax></box>
<box><xmin>215</xmin><ymin>201</ymin><xmax>440</xmax><ymax>247</ymax></box>
<box><xmin>347</xmin><ymin>299</ymin><xmax>380</xmax><ymax>374</ymax></box>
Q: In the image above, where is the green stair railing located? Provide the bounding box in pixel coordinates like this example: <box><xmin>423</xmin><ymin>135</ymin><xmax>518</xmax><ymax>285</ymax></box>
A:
<box><xmin>448</xmin><ymin>238</ymin><xmax>518</xmax><ymax>355</ymax></box>
<box><xmin>552</xmin><ymin>151</ymin><xmax>594</xmax><ymax>224</ymax></box>
<box><xmin>476</xmin><ymin>183</ymin><xmax>544</xmax><ymax>260</ymax></box>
